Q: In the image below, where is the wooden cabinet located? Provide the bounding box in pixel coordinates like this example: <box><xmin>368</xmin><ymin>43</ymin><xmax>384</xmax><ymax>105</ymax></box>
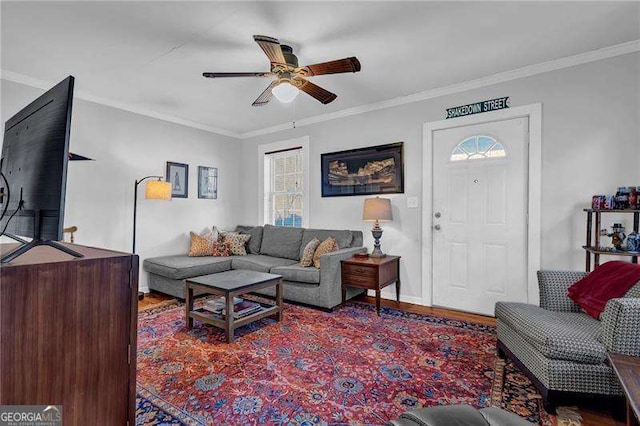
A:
<box><xmin>583</xmin><ymin>209</ymin><xmax>639</xmax><ymax>271</ymax></box>
<box><xmin>0</xmin><ymin>243</ymin><xmax>138</xmax><ymax>425</ymax></box>
<box><xmin>341</xmin><ymin>255</ymin><xmax>401</xmax><ymax>315</ymax></box>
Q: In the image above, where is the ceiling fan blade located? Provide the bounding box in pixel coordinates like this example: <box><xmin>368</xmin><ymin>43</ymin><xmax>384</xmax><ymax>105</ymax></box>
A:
<box><xmin>253</xmin><ymin>35</ymin><xmax>286</xmax><ymax>65</ymax></box>
<box><xmin>203</xmin><ymin>72</ymin><xmax>273</xmax><ymax>78</ymax></box>
<box><xmin>252</xmin><ymin>80</ymin><xmax>278</xmax><ymax>106</ymax></box>
<box><xmin>297</xmin><ymin>57</ymin><xmax>361</xmax><ymax>76</ymax></box>
<box><xmin>297</xmin><ymin>78</ymin><xmax>337</xmax><ymax>104</ymax></box>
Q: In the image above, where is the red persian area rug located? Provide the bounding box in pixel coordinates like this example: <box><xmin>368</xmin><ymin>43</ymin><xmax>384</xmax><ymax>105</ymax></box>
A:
<box><xmin>136</xmin><ymin>298</ymin><xmax>569</xmax><ymax>425</ymax></box>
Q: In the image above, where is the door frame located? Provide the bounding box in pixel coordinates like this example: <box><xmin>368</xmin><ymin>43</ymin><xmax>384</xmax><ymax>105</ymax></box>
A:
<box><xmin>421</xmin><ymin>103</ymin><xmax>542</xmax><ymax>309</ymax></box>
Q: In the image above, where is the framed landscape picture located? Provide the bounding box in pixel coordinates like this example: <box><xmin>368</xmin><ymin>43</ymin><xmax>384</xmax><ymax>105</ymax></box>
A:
<box><xmin>321</xmin><ymin>142</ymin><xmax>404</xmax><ymax>197</ymax></box>
<box><xmin>166</xmin><ymin>161</ymin><xmax>188</xmax><ymax>198</ymax></box>
<box><xmin>198</xmin><ymin>166</ymin><xmax>218</xmax><ymax>199</ymax></box>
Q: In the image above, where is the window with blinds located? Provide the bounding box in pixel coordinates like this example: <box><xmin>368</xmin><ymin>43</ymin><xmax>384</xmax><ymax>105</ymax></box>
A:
<box><xmin>264</xmin><ymin>147</ymin><xmax>304</xmax><ymax>227</ymax></box>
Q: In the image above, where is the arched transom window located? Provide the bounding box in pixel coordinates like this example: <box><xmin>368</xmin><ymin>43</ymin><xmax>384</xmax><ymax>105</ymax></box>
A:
<box><xmin>450</xmin><ymin>135</ymin><xmax>506</xmax><ymax>162</ymax></box>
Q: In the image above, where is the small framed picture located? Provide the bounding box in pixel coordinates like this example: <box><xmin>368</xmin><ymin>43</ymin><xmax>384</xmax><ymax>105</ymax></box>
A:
<box><xmin>166</xmin><ymin>161</ymin><xmax>188</xmax><ymax>198</ymax></box>
<box><xmin>198</xmin><ymin>166</ymin><xmax>218</xmax><ymax>199</ymax></box>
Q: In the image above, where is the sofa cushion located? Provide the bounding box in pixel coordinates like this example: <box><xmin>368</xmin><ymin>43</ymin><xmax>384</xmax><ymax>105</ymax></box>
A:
<box><xmin>236</xmin><ymin>225</ymin><xmax>263</xmax><ymax>254</ymax></box>
<box><xmin>495</xmin><ymin>302</ymin><xmax>606</xmax><ymax>364</ymax></box>
<box><xmin>260</xmin><ymin>224</ymin><xmax>304</xmax><ymax>260</ymax></box>
<box><xmin>271</xmin><ymin>264</ymin><xmax>320</xmax><ymax>284</ymax></box>
<box><xmin>143</xmin><ymin>255</ymin><xmax>232</xmax><ymax>280</ymax></box>
<box><xmin>299</xmin><ymin>229</ymin><xmax>354</xmax><ymax>259</ymax></box>
<box><xmin>231</xmin><ymin>254</ymin><xmax>297</xmax><ymax>273</ymax></box>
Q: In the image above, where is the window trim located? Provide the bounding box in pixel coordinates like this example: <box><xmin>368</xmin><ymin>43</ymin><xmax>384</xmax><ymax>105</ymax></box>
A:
<box><xmin>258</xmin><ymin>136</ymin><xmax>310</xmax><ymax>228</ymax></box>
<box><xmin>265</xmin><ymin>148</ymin><xmax>304</xmax><ymax>227</ymax></box>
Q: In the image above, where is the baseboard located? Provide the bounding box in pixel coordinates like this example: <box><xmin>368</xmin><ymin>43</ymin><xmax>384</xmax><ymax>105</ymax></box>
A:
<box><xmin>366</xmin><ymin>290</ymin><xmax>423</xmax><ymax>306</ymax></box>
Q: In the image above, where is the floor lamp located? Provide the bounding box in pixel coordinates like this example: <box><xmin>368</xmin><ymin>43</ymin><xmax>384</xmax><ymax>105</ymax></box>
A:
<box><xmin>134</xmin><ymin>176</ymin><xmax>172</xmax><ymax>299</ymax></box>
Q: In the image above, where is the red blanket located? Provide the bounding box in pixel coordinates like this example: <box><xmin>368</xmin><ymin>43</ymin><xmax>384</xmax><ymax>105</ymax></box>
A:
<box><xmin>568</xmin><ymin>261</ymin><xmax>640</xmax><ymax>319</ymax></box>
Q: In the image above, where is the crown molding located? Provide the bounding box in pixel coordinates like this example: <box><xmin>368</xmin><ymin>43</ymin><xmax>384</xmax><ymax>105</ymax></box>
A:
<box><xmin>239</xmin><ymin>39</ymin><xmax>640</xmax><ymax>139</ymax></box>
<box><xmin>0</xmin><ymin>70</ymin><xmax>241</xmax><ymax>139</ymax></box>
<box><xmin>3</xmin><ymin>39</ymin><xmax>638</xmax><ymax>141</ymax></box>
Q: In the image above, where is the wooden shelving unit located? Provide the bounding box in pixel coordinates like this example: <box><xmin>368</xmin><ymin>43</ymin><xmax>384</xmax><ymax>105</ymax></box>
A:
<box><xmin>583</xmin><ymin>208</ymin><xmax>639</xmax><ymax>271</ymax></box>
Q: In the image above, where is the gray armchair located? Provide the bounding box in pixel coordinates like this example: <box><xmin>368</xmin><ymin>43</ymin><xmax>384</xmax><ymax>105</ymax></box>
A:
<box><xmin>495</xmin><ymin>270</ymin><xmax>640</xmax><ymax>410</ymax></box>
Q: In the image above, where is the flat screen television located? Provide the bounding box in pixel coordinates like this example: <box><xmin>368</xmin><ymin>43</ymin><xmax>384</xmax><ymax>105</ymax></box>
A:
<box><xmin>0</xmin><ymin>75</ymin><xmax>82</xmax><ymax>263</ymax></box>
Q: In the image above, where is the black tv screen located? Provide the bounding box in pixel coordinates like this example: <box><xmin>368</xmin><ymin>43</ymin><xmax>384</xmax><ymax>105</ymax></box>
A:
<box><xmin>0</xmin><ymin>76</ymin><xmax>74</xmax><ymax>242</ymax></box>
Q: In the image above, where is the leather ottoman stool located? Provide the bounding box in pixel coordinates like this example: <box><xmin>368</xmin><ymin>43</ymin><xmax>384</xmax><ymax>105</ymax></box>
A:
<box><xmin>386</xmin><ymin>404</ymin><xmax>529</xmax><ymax>426</ymax></box>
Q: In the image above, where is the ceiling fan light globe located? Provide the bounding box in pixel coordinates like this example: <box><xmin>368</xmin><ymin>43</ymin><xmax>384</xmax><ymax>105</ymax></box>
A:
<box><xmin>272</xmin><ymin>81</ymin><xmax>299</xmax><ymax>103</ymax></box>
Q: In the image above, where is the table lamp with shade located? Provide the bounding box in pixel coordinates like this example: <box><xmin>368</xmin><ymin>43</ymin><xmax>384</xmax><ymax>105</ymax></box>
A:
<box><xmin>363</xmin><ymin>196</ymin><xmax>393</xmax><ymax>258</ymax></box>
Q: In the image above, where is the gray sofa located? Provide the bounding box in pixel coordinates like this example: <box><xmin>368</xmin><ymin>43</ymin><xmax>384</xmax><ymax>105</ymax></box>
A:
<box><xmin>143</xmin><ymin>224</ymin><xmax>366</xmax><ymax>309</ymax></box>
<box><xmin>495</xmin><ymin>270</ymin><xmax>640</xmax><ymax>409</ymax></box>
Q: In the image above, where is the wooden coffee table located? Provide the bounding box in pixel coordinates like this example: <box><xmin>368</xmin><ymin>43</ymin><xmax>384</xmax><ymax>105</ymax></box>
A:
<box><xmin>608</xmin><ymin>353</ymin><xmax>640</xmax><ymax>426</ymax></box>
<box><xmin>185</xmin><ymin>270</ymin><xmax>283</xmax><ymax>343</ymax></box>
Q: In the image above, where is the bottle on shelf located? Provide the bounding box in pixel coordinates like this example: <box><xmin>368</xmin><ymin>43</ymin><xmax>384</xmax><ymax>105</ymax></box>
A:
<box><xmin>631</xmin><ymin>186</ymin><xmax>640</xmax><ymax>210</ymax></box>
<box><xmin>615</xmin><ymin>187</ymin><xmax>629</xmax><ymax>209</ymax></box>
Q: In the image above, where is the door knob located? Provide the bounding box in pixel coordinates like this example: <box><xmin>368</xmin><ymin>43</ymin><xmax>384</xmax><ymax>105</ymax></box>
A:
<box><xmin>434</xmin><ymin>212</ymin><xmax>441</xmax><ymax>218</ymax></box>
<box><xmin>434</xmin><ymin>224</ymin><xmax>441</xmax><ymax>231</ymax></box>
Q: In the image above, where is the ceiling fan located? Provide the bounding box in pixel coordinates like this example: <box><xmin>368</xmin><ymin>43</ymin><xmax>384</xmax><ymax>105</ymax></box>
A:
<box><xmin>202</xmin><ymin>35</ymin><xmax>361</xmax><ymax>106</ymax></box>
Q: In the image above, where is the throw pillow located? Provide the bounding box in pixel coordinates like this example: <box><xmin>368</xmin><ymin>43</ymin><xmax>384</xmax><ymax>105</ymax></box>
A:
<box><xmin>222</xmin><ymin>232</ymin><xmax>251</xmax><ymax>256</ymax></box>
<box><xmin>199</xmin><ymin>227</ymin><xmax>220</xmax><ymax>245</ymax></box>
<box><xmin>567</xmin><ymin>261</ymin><xmax>640</xmax><ymax>319</ymax></box>
<box><xmin>313</xmin><ymin>237</ymin><xmax>338</xmax><ymax>269</ymax></box>
<box><xmin>207</xmin><ymin>226</ymin><xmax>221</xmax><ymax>243</ymax></box>
<box><xmin>211</xmin><ymin>241</ymin><xmax>230</xmax><ymax>257</ymax></box>
<box><xmin>236</xmin><ymin>225</ymin><xmax>263</xmax><ymax>254</ymax></box>
<box><xmin>189</xmin><ymin>232</ymin><xmax>213</xmax><ymax>257</ymax></box>
<box><xmin>300</xmin><ymin>237</ymin><xmax>321</xmax><ymax>267</ymax></box>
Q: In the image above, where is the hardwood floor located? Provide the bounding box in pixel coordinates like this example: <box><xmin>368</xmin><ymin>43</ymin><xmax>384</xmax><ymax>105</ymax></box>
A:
<box><xmin>138</xmin><ymin>292</ymin><xmax>174</xmax><ymax>310</ymax></box>
<box><xmin>137</xmin><ymin>292</ymin><xmax>624</xmax><ymax>426</ymax></box>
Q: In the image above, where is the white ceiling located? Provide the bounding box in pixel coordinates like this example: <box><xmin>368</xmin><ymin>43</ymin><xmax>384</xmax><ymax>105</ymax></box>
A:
<box><xmin>2</xmin><ymin>1</ymin><xmax>639</xmax><ymax>137</ymax></box>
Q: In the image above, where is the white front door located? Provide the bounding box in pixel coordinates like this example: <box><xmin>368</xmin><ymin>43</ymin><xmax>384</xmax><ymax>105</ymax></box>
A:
<box><xmin>432</xmin><ymin>117</ymin><xmax>529</xmax><ymax>316</ymax></box>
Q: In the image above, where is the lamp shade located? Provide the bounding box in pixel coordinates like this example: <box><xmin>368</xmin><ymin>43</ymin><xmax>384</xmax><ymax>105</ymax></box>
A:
<box><xmin>272</xmin><ymin>81</ymin><xmax>299</xmax><ymax>103</ymax></box>
<box><xmin>145</xmin><ymin>180</ymin><xmax>171</xmax><ymax>200</ymax></box>
<box><xmin>363</xmin><ymin>197</ymin><xmax>392</xmax><ymax>221</ymax></box>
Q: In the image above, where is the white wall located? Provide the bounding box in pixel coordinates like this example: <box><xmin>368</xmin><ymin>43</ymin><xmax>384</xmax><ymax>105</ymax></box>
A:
<box><xmin>3</xmin><ymin>53</ymin><xmax>637</xmax><ymax>301</ymax></box>
<box><xmin>240</xmin><ymin>53</ymin><xmax>640</xmax><ymax>305</ymax></box>
<box><xmin>1</xmin><ymin>79</ymin><xmax>242</xmax><ymax>291</ymax></box>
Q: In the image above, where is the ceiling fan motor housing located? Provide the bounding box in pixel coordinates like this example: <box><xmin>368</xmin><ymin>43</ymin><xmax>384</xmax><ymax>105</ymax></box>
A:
<box><xmin>280</xmin><ymin>45</ymin><xmax>299</xmax><ymax>67</ymax></box>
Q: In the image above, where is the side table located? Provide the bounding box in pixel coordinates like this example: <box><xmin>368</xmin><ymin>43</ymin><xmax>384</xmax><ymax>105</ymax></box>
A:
<box><xmin>341</xmin><ymin>255</ymin><xmax>401</xmax><ymax>315</ymax></box>
<box><xmin>608</xmin><ymin>353</ymin><xmax>640</xmax><ymax>426</ymax></box>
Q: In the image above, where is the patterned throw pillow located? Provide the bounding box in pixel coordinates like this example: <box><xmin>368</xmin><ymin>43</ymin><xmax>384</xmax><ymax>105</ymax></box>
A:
<box><xmin>211</xmin><ymin>241</ymin><xmax>230</xmax><ymax>257</ymax></box>
<box><xmin>300</xmin><ymin>237</ymin><xmax>321</xmax><ymax>267</ymax></box>
<box><xmin>222</xmin><ymin>232</ymin><xmax>251</xmax><ymax>256</ymax></box>
<box><xmin>189</xmin><ymin>232</ymin><xmax>213</xmax><ymax>257</ymax></box>
<box><xmin>207</xmin><ymin>226</ymin><xmax>221</xmax><ymax>243</ymax></box>
<box><xmin>313</xmin><ymin>237</ymin><xmax>338</xmax><ymax>269</ymax></box>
